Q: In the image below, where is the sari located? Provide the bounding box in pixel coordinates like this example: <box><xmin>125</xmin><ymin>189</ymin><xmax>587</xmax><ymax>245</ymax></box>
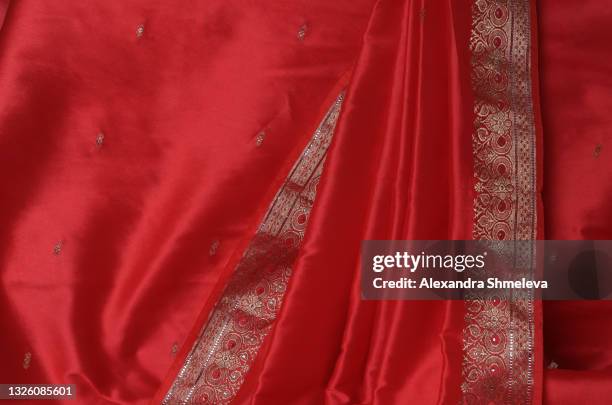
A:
<box><xmin>0</xmin><ymin>0</ymin><xmax>610</xmax><ymax>403</ymax></box>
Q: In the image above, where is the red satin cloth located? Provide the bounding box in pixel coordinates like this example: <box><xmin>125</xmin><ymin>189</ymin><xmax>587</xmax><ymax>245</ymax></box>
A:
<box><xmin>0</xmin><ymin>1</ymin><xmax>610</xmax><ymax>404</ymax></box>
<box><xmin>0</xmin><ymin>0</ymin><xmax>375</xmax><ymax>403</ymax></box>
<box><xmin>229</xmin><ymin>1</ymin><xmax>474</xmax><ymax>404</ymax></box>
<box><xmin>539</xmin><ymin>0</ymin><xmax>612</xmax><ymax>404</ymax></box>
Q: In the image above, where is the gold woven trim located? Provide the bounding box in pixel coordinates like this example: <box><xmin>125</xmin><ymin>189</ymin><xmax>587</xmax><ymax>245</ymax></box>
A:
<box><xmin>163</xmin><ymin>93</ymin><xmax>344</xmax><ymax>404</ymax></box>
<box><xmin>463</xmin><ymin>1</ymin><xmax>537</xmax><ymax>404</ymax></box>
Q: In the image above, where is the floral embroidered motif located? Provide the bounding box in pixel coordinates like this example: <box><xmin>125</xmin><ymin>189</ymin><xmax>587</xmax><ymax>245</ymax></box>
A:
<box><xmin>594</xmin><ymin>144</ymin><xmax>602</xmax><ymax>158</ymax></box>
<box><xmin>255</xmin><ymin>131</ymin><xmax>265</xmax><ymax>147</ymax></box>
<box><xmin>163</xmin><ymin>93</ymin><xmax>344</xmax><ymax>404</ymax></box>
<box><xmin>96</xmin><ymin>132</ymin><xmax>105</xmax><ymax>148</ymax></box>
<box><xmin>419</xmin><ymin>8</ymin><xmax>426</xmax><ymax>21</ymax></box>
<box><xmin>23</xmin><ymin>352</ymin><xmax>32</xmax><ymax>369</ymax></box>
<box><xmin>209</xmin><ymin>239</ymin><xmax>220</xmax><ymax>256</ymax></box>
<box><xmin>464</xmin><ymin>1</ymin><xmax>537</xmax><ymax>404</ymax></box>
<box><xmin>53</xmin><ymin>240</ymin><xmax>64</xmax><ymax>256</ymax></box>
<box><xmin>297</xmin><ymin>24</ymin><xmax>308</xmax><ymax>41</ymax></box>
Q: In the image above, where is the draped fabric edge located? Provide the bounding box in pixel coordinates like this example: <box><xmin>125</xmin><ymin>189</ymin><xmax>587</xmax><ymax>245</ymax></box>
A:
<box><xmin>462</xmin><ymin>1</ymin><xmax>544</xmax><ymax>404</ymax></box>
<box><xmin>0</xmin><ymin>0</ymin><xmax>10</xmax><ymax>34</ymax></box>
<box><xmin>155</xmin><ymin>89</ymin><xmax>346</xmax><ymax>405</ymax></box>
<box><xmin>151</xmin><ymin>0</ymin><xmax>549</xmax><ymax>402</ymax></box>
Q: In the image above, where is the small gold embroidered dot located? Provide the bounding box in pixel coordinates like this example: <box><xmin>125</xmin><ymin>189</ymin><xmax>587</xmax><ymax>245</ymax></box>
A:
<box><xmin>136</xmin><ymin>24</ymin><xmax>145</xmax><ymax>38</ymax></box>
<box><xmin>255</xmin><ymin>131</ymin><xmax>265</xmax><ymax>147</ymax></box>
<box><xmin>53</xmin><ymin>240</ymin><xmax>64</xmax><ymax>256</ymax></box>
<box><xmin>23</xmin><ymin>352</ymin><xmax>32</xmax><ymax>369</ymax></box>
<box><xmin>419</xmin><ymin>8</ymin><xmax>426</xmax><ymax>21</ymax></box>
<box><xmin>209</xmin><ymin>239</ymin><xmax>220</xmax><ymax>256</ymax></box>
<box><xmin>96</xmin><ymin>132</ymin><xmax>105</xmax><ymax>148</ymax></box>
<box><xmin>171</xmin><ymin>342</ymin><xmax>179</xmax><ymax>356</ymax></box>
<box><xmin>548</xmin><ymin>361</ymin><xmax>559</xmax><ymax>369</ymax></box>
<box><xmin>297</xmin><ymin>24</ymin><xmax>308</xmax><ymax>41</ymax></box>
<box><xmin>594</xmin><ymin>144</ymin><xmax>602</xmax><ymax>158</ymax></box>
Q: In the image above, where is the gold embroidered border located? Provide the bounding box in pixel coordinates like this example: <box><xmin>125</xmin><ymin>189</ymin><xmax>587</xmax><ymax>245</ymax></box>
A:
<box><xmin>162</xmin><ymin>93</ymin><xmax>344</xmax><ymax>404</ymax></box>
<box><xmin>463</xmin><ymin>1</ymin><xmax>536</xmax><ymax>404</ymax></box>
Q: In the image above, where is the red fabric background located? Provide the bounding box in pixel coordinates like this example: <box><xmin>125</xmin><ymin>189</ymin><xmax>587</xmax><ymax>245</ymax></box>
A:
<box><xmin>0</xmin><ymin>0</ymin><xmax>610</xmax><ymax>404</ymax></box>
<box><xmin>226</xmin><ymin>1</ymin><xmax>474</xmax><ymax>404</ymax></box>
<box><xmin>539</xmin><ymin>1</ymin><xmax>612</xmax><ymax>404</ymax></box>
<box><xmin>0</xmin><ymin>0</ymin><xmax>374</xmax><ymax>403</ymax></box>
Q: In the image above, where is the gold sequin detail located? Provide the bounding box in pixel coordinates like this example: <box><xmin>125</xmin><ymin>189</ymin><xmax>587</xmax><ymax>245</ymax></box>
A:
<box><xmin>136</xmin><ymin>24</ymin><xmax>145</xmax><ymax>38</ymax></box>
<box><xmin>209</xmin><ymin>239</ymin><xmax>220</xmax><ymax>256</ymax></box>
<box><xmin>594</xmin><ymin>144</ymin><xmax>602</xmax><ymax>158</ymax></box>
<box><xmin>548</xmin><ymin>361</ymin><xmax>559</xmax><ymax>369</ymax></box>
<box><xmin>255</xmin><ymin>131</ymin><xmax>265</xmax><ymax>147</ymax></box>
<box><xmin>96</xmin><ymin>132</ymin><xmax>105</xmax><ymax>148</ymax></box>
<box><xmin>53</xmin><ymin>240</ymin><xmax>63</xmax><ymax>256</ymax></box>
<box><xmin>23</xmin><ymin>352</ymin><xmax>32</xmax><ymax>369</ymax></box>
<box><xmin>297</xmin><ymin>24</ymin><xmax>308</xmax><ymax>41</ymax></box>
<box><xmin>171</xmin><ymin>343</ymin><xmax>179</xmax><ymax>356</ymax></box>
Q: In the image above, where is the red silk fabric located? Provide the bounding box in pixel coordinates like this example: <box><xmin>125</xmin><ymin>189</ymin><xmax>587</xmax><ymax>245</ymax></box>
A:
<box><xmin>0</xmin><ymin>0</ymin><xmax>610</xmax><ymax>404</ymax></box>
<box><xmin>0</xmin><ymin>0</ymin><xmax>375</xmax><ymax>403</ymax></box>
<box><xmin>539</xmin><ymin>0</ymin><xmax>612</xmax><ymax>404</ymax></box>
<box><xmin>228</xmin><ymin>1</ymin><xmax>474</xmax><ymax>404</ymax></box>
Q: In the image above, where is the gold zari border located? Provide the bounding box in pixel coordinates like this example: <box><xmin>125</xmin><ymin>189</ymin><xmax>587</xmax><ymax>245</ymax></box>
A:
<box><xmin>463</xmin><ymin>1</ymin><xmax>537</xmax><ymax>404</ymax></box>
<box><xmin>163</xmin><ymin>93</ymin><xmax>344</xmax><ymax>404</ymax></box>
